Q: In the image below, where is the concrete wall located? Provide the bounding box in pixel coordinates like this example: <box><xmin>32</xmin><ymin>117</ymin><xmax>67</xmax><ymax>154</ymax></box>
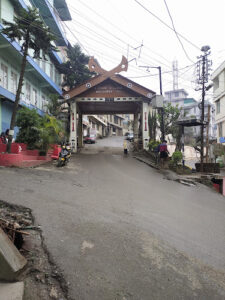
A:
<box><xmin>1</xmin><ymin>101</ymin><xmax>18</xmax><ymax>137</ymax></box>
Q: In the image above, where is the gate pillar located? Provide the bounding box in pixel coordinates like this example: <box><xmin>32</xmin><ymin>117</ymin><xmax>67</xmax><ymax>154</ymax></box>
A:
<box><xmin>134</xmin><ymin>112</ymin><xmax>139</xmax><ymax>150</ymax></box>
<box><xmin>78</xmin><ymin>113</ymin><xmax>83</xmax><ymax>148</ymax></box>
<box><xmin>142</xmin><ymin>101</ymin><xmax>149</xmax><ymax>150</ymax></box>
<box><xmin>70</xmin><ymin>101</ymin><xmax>77</xmax><ymax>153</ymax></box>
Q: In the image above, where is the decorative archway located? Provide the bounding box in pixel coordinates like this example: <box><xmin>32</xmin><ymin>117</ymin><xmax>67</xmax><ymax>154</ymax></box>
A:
<box><xmin>63</xmin><ymin>56</ymin><xmax>156</xmax><ymax>152</ymax></box>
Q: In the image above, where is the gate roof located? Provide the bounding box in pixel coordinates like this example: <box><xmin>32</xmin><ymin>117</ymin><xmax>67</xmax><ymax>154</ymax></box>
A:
<box><xmin>63</xmin><ymin>56</ymin><xmax>155</xmax><ymax>101</ymax></box>
<box><xmin>62</xmin><ymin>56</ymin><xmax>156</xmax><ymax>114</ymax></box>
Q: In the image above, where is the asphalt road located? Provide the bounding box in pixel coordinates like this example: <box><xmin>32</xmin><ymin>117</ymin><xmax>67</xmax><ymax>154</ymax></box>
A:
<box><xmin>0</xmin><ymin>136</ymin><xmax>225</xmax><ymax>300</ymax></box>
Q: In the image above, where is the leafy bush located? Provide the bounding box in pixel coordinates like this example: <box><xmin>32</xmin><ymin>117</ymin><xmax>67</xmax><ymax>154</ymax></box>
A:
<box><xmin>148</xmin><ymin>140</ymin><xmax>160</xmax><ymax>152</ymax></box>
<box><xmin>171</xmin><ymin>151</ymin><xmax>182</xmax><ymax>165</ymax></box>
<box><xmin>38</xmin><ymin>115</ymin><xmax>63</xmax><ymax>153</ymax></box>
<box><xmin>16</xmin><ymin>107</ymin><xmax>64</xmax><ymax>152</ymax></box>
<box><xmin>16</xmin><ymin>107</ymin><xmax>41</xmax><ymax>149</ymax></box>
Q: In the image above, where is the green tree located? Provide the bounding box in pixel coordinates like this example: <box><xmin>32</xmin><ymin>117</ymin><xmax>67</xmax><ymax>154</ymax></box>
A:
<box><xmin>148</xmin><ymin>110</ymin><xmax>157</xmax><ymax>141</ymax></box>
<box><xmin>15</xmin><ymin>107</ymin><xmax>41</xmax><ymax>149</ymax></box>
<box><xmin>157</xmin><ymin>103</ymin><xmax>182</xmax><ymax>150</ymax></box>
<box><xmin>16</xmin><ymin>107</ymin><xmax>64</xmax><ymax>152</ymax></box>
<box><xmin>59</xmin><ymin>44</ymin><xmax>94</xmax><ymax>89</ymax></box>
<box><xmin>45</xmin><ymin>94</ymin><xmax>62</xmax><ymax>117</ymax></box>
<box><xmin>1</xmin><ymin>7</ymin><xmax>57</xmax><ymax>152</ymax></box>
<box><xmin>38</xmin><ymin>115</ymin><xmax>64</xmax><ymax>153</ymax></box>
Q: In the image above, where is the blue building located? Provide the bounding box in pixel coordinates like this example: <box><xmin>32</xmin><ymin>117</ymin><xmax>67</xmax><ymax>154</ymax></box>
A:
<box><xmin>0</xmin><ymin>0</ymin><xmax>71</xmax><ymax>136</ymax></box>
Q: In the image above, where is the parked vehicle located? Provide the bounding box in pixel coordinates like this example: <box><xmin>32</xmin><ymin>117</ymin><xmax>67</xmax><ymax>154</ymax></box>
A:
<box><xmin>84</xmin><ymin>134</ymin><xmax>96</xmax><ymax>144</ymax></box>
<box><xmin>57</xmin><ymin>144</ymin><xmax>71</xmax><ymax>167</ymax></box>
<box><xmin>126</xmin><ymin>133</ymin><xmax>134</xmax><ymax>142</ymax></box>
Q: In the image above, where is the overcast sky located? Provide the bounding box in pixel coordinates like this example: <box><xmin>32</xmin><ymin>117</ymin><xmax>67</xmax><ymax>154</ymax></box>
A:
<box><xmin>64</xmin><ymin>0</ymin><xmax>225</xmax><ymax>101</ymax></box>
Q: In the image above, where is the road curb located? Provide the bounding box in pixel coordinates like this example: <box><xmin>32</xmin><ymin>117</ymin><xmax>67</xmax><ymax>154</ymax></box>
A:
<box><xmin>133</xmin><ymin>156</ymin><xmax>160</xmax><ymax>170</ymax></box>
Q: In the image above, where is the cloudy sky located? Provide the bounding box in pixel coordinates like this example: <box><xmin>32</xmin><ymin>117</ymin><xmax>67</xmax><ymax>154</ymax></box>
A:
<box><xmin>64</xmin><ymin>0</ymin><xmax>225</xmax><ymax>100</ymax></box>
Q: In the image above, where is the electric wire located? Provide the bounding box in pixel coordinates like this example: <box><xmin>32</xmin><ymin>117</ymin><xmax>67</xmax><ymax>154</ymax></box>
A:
<box><xmin>134</xmin><ymin>0</ymin><xmax>201</xmax><ymax>51</ymax></box>
<box><xmin>2</xmin><ymin>2</ymin><xmax>198</xmax><ymax>89</ymax></box>
<box><xmin>63</xmin><ymin>4</ymin><xmax>173</xmax><ymax>70</ymax></box>
<box><xmin>163</xmin><ymin>0</ymin><xmax>195</xmax><ymax>63</ymax></box>
<box><xmin>74</xmin><ymin>0</ymin><xmax>172</xmax><ymax>67</ymax></box>
<box><xmin>64</xmin><ymin>3</ymin><xmax>199</xmax><ymax>84</ymax></box>
<box><xmin>128</xmin><ymin>63</ymin><xmax>195</xmax><ymax>78</ymax></box>
<box><xmin>5</xmin><ymin>3</ymin><xmax>173</xmax><ymax>75</ymax></box>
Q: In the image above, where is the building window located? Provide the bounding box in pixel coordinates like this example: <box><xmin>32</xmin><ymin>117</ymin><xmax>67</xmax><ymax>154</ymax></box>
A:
<box><xmin>42</xmin><ymin>95</ymin><xmax>46</xmax><ymax>111</ymax></box>
<box><xmin>55</xmin><ymin>69</ymin><xmax>58</xmax><ymax>84</ymax></box>
<box><xmin>42</xmin><ymin>60</ymin><xmax>46</xmax><ymax>72</ymax></box>
<box><xmin>216</xmin><ymin>100</ymin><xmax>220</xmax><ymax>114</ymax></box>
<box><xmin>114</xmin><ymin>116</ymin><xmax>118</xmax><ymax>124</ymax></box>
<box><xmin>214</xmin><ymin>77</ymin><xmax>219</xmax><ymax>90</ymax></box>
<box><xmin>0</xmin><ymin>63</ymin><xmax>8</xmax><ymax>89</ymax></box>
<box><xmin>218</xmin><ymin>122</ymin><xmax>223</xmax><ymax>137</ymax></box>
<box><xmin>174</xmin><ymin>92</ymin><xmax>179</xmax><ymax>97</ymax></box>
<box><xmin>11</xmin><ymin>71</ymin><xmax>18</xmax><ymax>94</ymax></box>
<box><xmin>25</xmin><ymin>83</ymin><xmax>31</xmax><ymax>103</ymax></box>
<box><xmin>32</xmin><ymin>88</ymin><xmax>37</xmax><ymax>106</ymax></box>
<box><xmin>50</xmin><ymin>64</ymin><xmax>54</xmax><ymax>79</ymax></box>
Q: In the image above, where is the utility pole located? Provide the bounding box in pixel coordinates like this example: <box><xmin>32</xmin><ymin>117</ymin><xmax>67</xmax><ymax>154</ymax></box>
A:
<box><xmin>196</xmin><ymin>46</ymin><xmax>211</xmax><ymax>172</ymax></box>
<box><xmin>139</xmin><ymin>65</ymin><xmax>165</xmax><ymax>140</ymax></box>
<box><xmin>205</xmin><ymin>104</ymin><xmax>211</xmax><ymax>163</ymax></box>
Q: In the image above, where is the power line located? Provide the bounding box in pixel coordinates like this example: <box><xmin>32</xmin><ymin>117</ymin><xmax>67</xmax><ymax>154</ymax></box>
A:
<box><xmin>107</xmin><ymin>0</ymin><xmax>172</xmax><ymax>66</ymax></box>
<box><xmin>66</xmin><ymin>3</ymin><xmax>173</xmax><ymax>70</ymax></box>
<box><xmin>134</xmin><ymin>0</ymin><xmax>200</xmax><ymax>51</ymax></box>
<box><xmin>11</xmin><ymin>15</ymin><xmax>196</xmax><ymax>85</ymax></box>
<box><xmin>44</xmin><ymin>0</ymin><xmax>162</xmax><ymax>74</ymax></box>
<box><xmin>163</xmin><ymin>0</ymin><xmax>194</xmax><ymax>63</ymax></box>
<box><xmin>9</xmin><ymin>2</ymin><xmax>173</xmax><ymax>74</ymax></box>
<box><xmin>128</xmin><ymin>63</ymin><xmax>195</xmax><ymax>78</ymax></box>
<box><xmin>76</xmin><ymin>0</ymin><xmax>172</xmax><ymax>67</ymax></box>
<box><xmin>7</xmin><ymin>2</ymin><xmax>198</xmax><ymax>86</ymax></box>
<box><xmin>66</xmin><ymin>3</ymin><xmax>199</xmax><ymax>85</ymax></box>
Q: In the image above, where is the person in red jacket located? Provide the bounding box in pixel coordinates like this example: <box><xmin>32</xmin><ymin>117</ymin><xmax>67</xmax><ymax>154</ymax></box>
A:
<box><xmin>159</xmin><ymin>140</ymin><xmax>169</xmax><ymax>167</ymax></box>
<box><xmin>0</xmin><ymin>132</ymin><xmax>7</xmax><ymax>144</ymax></box>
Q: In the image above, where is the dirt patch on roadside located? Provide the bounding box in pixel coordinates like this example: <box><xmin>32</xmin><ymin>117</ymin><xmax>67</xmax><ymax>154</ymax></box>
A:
<box><xmin>0</xmin><ymin>200</ymin><xmax>69</xmax><ymax>300</ymax></box>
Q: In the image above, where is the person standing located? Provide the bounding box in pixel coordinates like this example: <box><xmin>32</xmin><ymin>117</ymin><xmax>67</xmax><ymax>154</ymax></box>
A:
<box><xmin>5</xmin><ymin>129</ymin><xmax>9</xmax><ymax>143</ymax></box>
<box><xmin>0</xmin><ymin>132</ymin><xmax>6</xmax><ymax>144</ymax></box>
<box><xmin>123</xmin><ymin>139</ymin><xmax>128</xmax><ymax>154</ymax></box>
<box><xmin>159</xmin><ymin>140</ymin><xmax>169</xmax><ymax>167</ymax></box>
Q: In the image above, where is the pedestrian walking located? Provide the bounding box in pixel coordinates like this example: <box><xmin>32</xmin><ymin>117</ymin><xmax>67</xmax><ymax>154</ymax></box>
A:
<box><xmin>159</xmin><ymin>140</ymin><xmax>169</xmax><ymax>167</ymax></box>
<box><xmin>123</xmin><ymin>139</ymin><xmax>128</xmax><ymax>154</ymax></box>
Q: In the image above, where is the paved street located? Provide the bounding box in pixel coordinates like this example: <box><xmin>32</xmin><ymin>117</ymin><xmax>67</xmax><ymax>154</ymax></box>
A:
<box><xmin>0</xmin><ymin>136</ymin><xmax>225</xmax><ymax>299</ymax></box>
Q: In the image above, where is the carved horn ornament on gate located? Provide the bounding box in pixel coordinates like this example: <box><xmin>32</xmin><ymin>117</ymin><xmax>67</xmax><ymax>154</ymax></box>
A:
<box><xmin>88</xmin><ymin>55</ymin><xmax>128</xmax><ymax>77</ymax></box>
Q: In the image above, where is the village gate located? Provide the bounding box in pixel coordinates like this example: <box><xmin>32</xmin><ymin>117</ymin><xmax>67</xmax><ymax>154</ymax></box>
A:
<box><xmin>63</xmin><ymin>56</ymin><xmax>156</xmax><ymax>152</ymax></box>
